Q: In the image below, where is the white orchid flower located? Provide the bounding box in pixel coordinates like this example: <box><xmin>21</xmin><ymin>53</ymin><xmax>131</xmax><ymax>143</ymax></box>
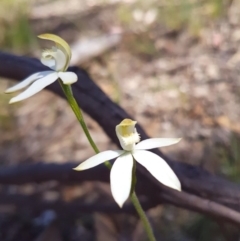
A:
<box><xmin>74</xmin><ymin>119</ymin><xmax>181</xmax><ymax>208</ymax></box>
<box><xmin>5</xmin><ymin>34</ymin><xmax>77</xmax><ymax>104</ymax></box>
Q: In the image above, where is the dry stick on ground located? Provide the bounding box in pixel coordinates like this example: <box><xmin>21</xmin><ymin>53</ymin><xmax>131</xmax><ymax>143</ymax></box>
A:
<box><xmin>0</xmin><ymin>192</ymin><xmax>155</xmax><ymax>216</ymax></box>
<box><xmin>1</xmin><ymin>162</ymin><xmax>240</xmax><ymax>225</ymax></box>
<box><xmin>1</xmin><ymin>52</ymin><xmax>240</xmax><ymax>225</ymax></box>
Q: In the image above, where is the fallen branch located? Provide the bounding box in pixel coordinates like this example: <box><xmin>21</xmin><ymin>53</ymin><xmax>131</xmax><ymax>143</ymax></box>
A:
<box><xmin>0</xmin><ymin>192</ymin><xmax>154</xmax><ymax>216</ymax></box>
<box><xmin>1</xmin><ymin>52</ymin><xmax>240</xmax><ymax>225</ymax></box>
<box><xmin>0</xmin><ymin>162</ymin><xmax>240</xmax><ymax>225</ymax></box>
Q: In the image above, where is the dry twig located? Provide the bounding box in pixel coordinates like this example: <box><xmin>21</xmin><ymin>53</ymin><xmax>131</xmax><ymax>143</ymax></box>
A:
<box><xmin>1</xmin><ymin>52</ymin><xmax>240</xmax><ymax>226</ymax></box>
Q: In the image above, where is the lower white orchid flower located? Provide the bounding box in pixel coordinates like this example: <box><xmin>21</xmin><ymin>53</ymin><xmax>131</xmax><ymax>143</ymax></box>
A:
<box><xmin>5</xmin><ymin>34</ymin><xmax>78</xmax><ymax>104</ymax></box>
<box><xmin>74</xmin><ymin>119</ymin><xmax>181</xmax><ymax>208</ymax></box>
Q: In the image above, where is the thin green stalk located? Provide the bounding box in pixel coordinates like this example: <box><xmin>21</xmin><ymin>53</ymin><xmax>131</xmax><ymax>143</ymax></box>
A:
<box><xmin>58</xmin><ymin>81</ymin><xmax>111</xmax><ymax>168</ymax></box>
<box><xmin>130</xmin><ymin>192</ymin><xmax>156</xmax><ymax>241</ymax></box>
<box><xmin>59</xmin><ymin>81</ymin><xmax>156</xmax><ymax>241</ymax></box>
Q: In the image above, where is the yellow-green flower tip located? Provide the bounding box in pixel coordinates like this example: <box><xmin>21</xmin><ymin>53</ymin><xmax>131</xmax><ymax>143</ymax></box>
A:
<box><xmin>118</xmin><ymin>119</ymin><xmax>137</xmax><ymax>127</ymax></box>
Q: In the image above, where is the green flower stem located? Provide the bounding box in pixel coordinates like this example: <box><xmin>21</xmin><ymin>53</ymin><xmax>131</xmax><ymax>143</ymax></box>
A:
<box><xmin>59</xmin><ymin>81</ymin><xmax>156</xmax><ymax>241</ymax></box>
<box><xmin>130</xmin><ymin>192</ymin><xmax>156</xmax><ymax>241</ymax></box>
<box><xmin>58</xmin><ymin>81</ymin><xmax>111</xmax><ymax>169</ymax></box>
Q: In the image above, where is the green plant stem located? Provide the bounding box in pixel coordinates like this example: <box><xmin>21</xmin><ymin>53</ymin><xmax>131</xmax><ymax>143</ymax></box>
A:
<box><xmin>58</xmin><ymin>81</ymin><xmax>111</xmax><ymax>168</ymax></box>
<box><xmin>59</xmin><ymin>81</ymin><xmax>156</xmax><ymax>241</ymax></box>
<box><xmin>130</xmin><ymin>192</ymin><xmax>156</xmax><ymax>241</ymax></box>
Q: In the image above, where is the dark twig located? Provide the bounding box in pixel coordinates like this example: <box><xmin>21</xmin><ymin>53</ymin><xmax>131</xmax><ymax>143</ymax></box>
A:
<box><xmin>0</xmin><ymin>192</ymin><xmax>154</xmax><ymax>216</ymax></box>
<box><xmin>1</xmin><ymin>52</ymin><xmax>240</xmax><ymax>226</ymax></box>
<box><xmin>0</xmin><ymin>162</ymin><xmax>240</xmax><ymax>225</ymax></box>
<box><xmin>159</xmin><ymin>187</ymin><xmax>240</xmax><ymax>226</ymax></box>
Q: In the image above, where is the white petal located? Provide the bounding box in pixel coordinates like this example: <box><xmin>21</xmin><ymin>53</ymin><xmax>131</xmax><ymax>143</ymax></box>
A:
<box><xmin>9</xmin><ymin>72</ymin><xmax>58</xmax><ymax>104</ymax></box>
<box><xmin>74</xmin><ymin>150</ymin><xmax>124</xmax><ymax>171</ymax></box>
<box><xmin>53</xmin><ymin>48</ymin><xmax>67</xmax><ymax>71</ymax></box>
<box><xmin>133</xmin><ymin>150</ymin><xmax>181</xmax><ymax>191</ymax></box>
<box><xmin>41</xmin><ymin>47</ymin><xmax>67</xmax><ymax>71</ymax></box>
<box><xmin>5</xmin><ymin>71</ymin><xmax>54</xmax><ymax>93</ymax></box>
<box><xmin>58</xmin><ymin>72</ymin><xmax>78</xmax><ymax>85</ymax></box>
<box><xmin>135</xmin><ymin>138</ymin><xmax>181</xmax><ymax>150</ymax></box>
<box><xmin>110</xmin><ymin>153</ymin><xmax>133</xmax><ymax>207</ymax></box>
<box><xmin>41</xmin><ymin>58</ymin><xmax>56</xmax><ymax>70</ymax></box>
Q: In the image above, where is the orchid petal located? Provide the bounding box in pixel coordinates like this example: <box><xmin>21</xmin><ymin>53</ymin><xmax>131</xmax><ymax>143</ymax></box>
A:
<box><xmin>74</xmin><ymin>150</ymin><xmax>124</xmax><ymax>171</ymax></box>
<box><xmin>40</xmin><ymin>58</ymin><xmax>55</xmax><ymax>70</ymax></box>
<box><xmin>58</xmin><ymin>72</ymin><xmax>78</xmax><ymax>85</ymax></box>
<box><xmin>110</xmin><ymin>152</ymin><xmax>133</xmax><ymax>207</ymax></box>
<box><xmin>135</xmin><ymin>138</ymin><xmax>181</xmax><ymax>150</ymax></box>
<box><xmin>41</xmin><ymin>47</ymin><xmax>67</xmax><ymax>71</ymax></box>
<box><xmin>52</xmin><ymin>48</ymin><xmax>67</xmax><ymax>71</ymax></box>
<box><xmin>9</xmin><ymin>72</ymin><xmax>58</xmax><ymax>104</ymax></box>
<box><xmin>133</xmin><ymin>150</ymin><xmax>181</xmax><ymax>191</ymax></box>
<box><xmin>5</xmin><ymin>71</ymin><xmax>54</xmax><ymax>93</ymax></box>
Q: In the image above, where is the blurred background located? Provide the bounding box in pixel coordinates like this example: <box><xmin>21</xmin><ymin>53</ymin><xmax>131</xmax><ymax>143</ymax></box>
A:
<box><xmin>1</xmin><ymin>0</ymin><xmax>240</xmax><ymax>240</ymax></box>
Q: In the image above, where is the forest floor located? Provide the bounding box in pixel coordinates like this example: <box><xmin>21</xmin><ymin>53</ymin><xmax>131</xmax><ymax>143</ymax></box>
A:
<box><xmin>0</xmin><ymin>0</ymin><xmax>240</xmax><ymax>240</ymax></box>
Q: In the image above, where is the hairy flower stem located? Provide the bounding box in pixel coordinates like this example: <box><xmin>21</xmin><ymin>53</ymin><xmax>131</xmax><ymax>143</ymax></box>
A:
<box><xmin>130</xmin><ymin>192</ymin><xmax>156</xmax><ymax>241</ymax></box>
<box><xmin>59</xmin><ymin>82</ymin><xmax>111</xmax><ymax>169</ymax></box>
<box><xmin>59</xmin><ymin>81</ymin><xmax>156</xmax><ymax>241</ymax></box>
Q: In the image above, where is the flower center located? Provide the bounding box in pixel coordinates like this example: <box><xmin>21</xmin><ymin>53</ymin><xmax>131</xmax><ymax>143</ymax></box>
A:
<box><xmin>116</xmin><ymin>119</ymin><xmax>140</xmax><ymax>151</ymax></box>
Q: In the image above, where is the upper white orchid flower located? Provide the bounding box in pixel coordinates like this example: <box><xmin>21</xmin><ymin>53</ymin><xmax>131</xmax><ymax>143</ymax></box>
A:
<box><xmin>5</xmin><ymin>34</ymin><xmax>77</xmax><ymax>104</ymax></box>
<box><xmin>74</xmin><ymin>119</ymin><xmax>181</xmax><ymax>208</ymax></box>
